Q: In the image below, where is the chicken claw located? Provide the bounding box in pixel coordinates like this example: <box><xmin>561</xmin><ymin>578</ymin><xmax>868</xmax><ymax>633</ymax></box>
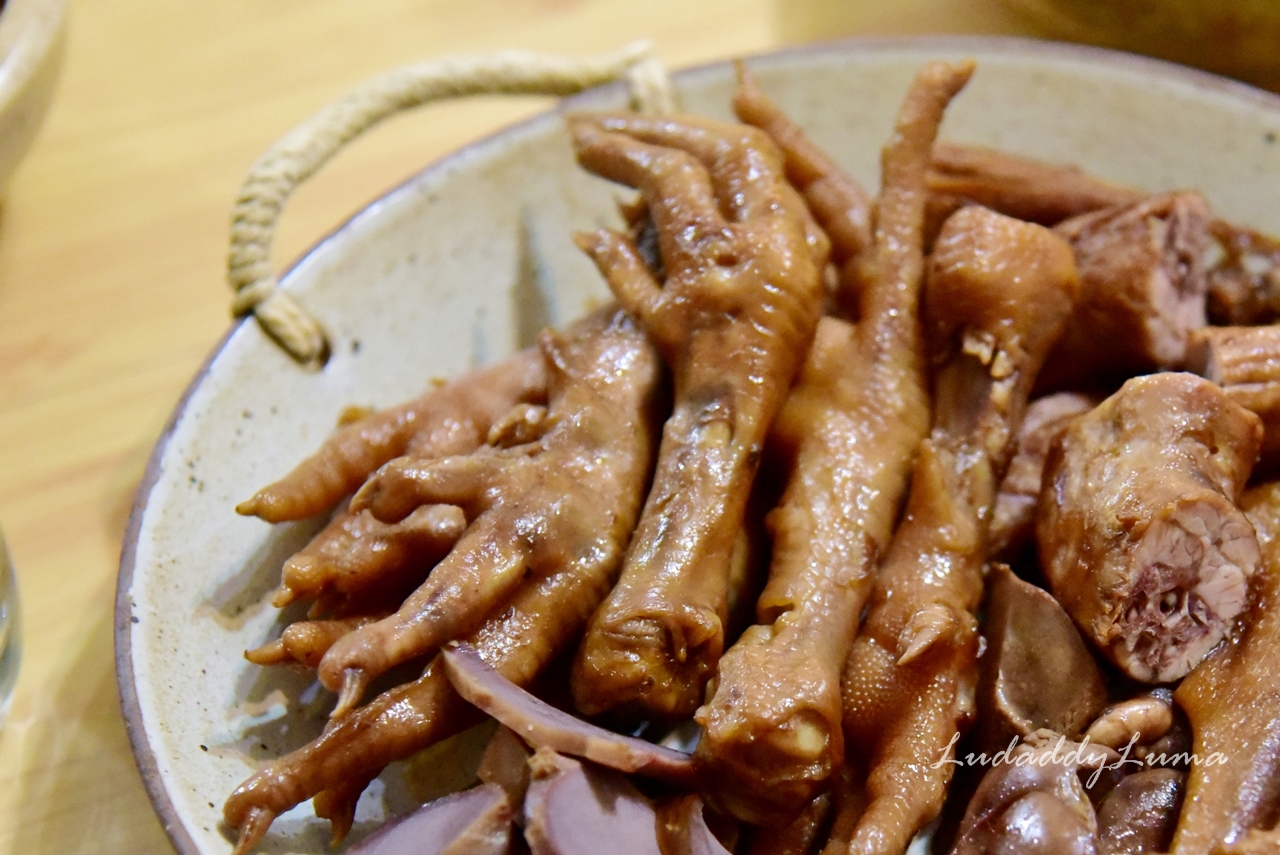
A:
<box><xmin>732</xmin><ymin>62</ymin><xmax>873</xmax><ymax>288</ymax></box>
<box><xmin>693</xmin><ymin>62</ymin><xmax>968</xmax><ymax>824</ymax></box>
<box><xmin>314</xmin><ymin>307</ymin><xmax>661</xmax><ymax>716</ymax></box>
<box><xmin>840</xmin><ymin>203</ymin><xmax>1079</xmax><ymax>855</ymax></box>
<box><xmin>569</xmin><ymin>110</ymin><xmax>827</xmax><ymax>722</ymax></box>
<box><xmin>222</xmin><ymin>556</ymin><xmax>620</xmax><ymax>855</ymax></box>
<box><xmin>236</xmin><ymin>346</ymin><xmax>549</xmax><ymax>523</ymax></box>
<box><xmin>271</xmin><ymin>503</ymin><xmax>465</xmax><ymax>609</ymax></box>
<box><xmin>244</xmin><ymin>612</ymin><xmax>389</xmax><ymax>669</ymax></box>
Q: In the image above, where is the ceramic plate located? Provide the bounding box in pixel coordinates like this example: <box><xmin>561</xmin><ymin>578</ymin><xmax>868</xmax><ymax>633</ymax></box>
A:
<box><xmin>117</xmin><ymin>36</ymin><xmax>1280</xmax><ymax>855</ymax></box>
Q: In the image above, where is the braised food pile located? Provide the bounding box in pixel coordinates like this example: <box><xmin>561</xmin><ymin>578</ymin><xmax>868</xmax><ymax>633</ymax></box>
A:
<box><xmin>221</xmin><ymin>59</ymin><xmax>1280</xmax><ymax>855</ymax></box>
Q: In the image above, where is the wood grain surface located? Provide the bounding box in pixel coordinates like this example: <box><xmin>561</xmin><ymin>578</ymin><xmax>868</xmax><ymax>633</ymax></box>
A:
<box><xmin>0</xmin><ymin>1</ymin><xmax>1037</xmax><ymax>852</ymax></box>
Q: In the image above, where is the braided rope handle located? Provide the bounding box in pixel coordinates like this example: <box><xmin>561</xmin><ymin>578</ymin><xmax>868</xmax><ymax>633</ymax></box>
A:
<box><xmin>228</xmin><ymin>41</ymin><xmax>675</xmax><ymax>367</ymax></box>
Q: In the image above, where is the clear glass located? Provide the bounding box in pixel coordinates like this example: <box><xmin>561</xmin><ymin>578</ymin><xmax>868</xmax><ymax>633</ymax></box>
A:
<box><xmin>0</xmin><ymin>527</ymin><xmax>20</xmax><ymax>726</ymax></box>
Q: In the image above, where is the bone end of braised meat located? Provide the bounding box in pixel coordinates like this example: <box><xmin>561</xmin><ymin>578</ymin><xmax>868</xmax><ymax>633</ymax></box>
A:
<box><xmin>1038</xmin><ymin>372</ymin><xmax>1262</xmax><ymax>683</ymax></box>
<box><xmin>1112</xmin><ymin>498</ymin><xmax>1258</xmax><ymax>681</ymax></box>
<box><xmin>1188</xmin><ymin>323</ymin><xmax>1280</xmax><ymax>468</ymax></box>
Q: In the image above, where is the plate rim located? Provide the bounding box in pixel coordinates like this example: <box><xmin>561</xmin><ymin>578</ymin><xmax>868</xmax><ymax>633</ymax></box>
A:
<box><xmin>114</xmin><ymin>33</ymin><xmax>1280</xmax><ymax>855</ymax></box>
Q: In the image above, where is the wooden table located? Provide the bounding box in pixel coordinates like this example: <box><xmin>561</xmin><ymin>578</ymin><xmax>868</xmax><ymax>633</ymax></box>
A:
<box><xmin>0</xmin><ymin>1</ymin><xmax>1040</xmax><ymax>851</ymax></box>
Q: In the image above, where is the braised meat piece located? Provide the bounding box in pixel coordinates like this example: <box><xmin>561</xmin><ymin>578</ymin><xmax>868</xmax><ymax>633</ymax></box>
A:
<box><xmin>927</xmin><ymin>141</ymin><xmax>1143</xmax><ymax>228</ymax></box>
<box><xmin>1205</xmin><ymin>221</ymin><xmax>1280</xmax><ymax>326</ymax></box>
<box><xmin>1171</xmin><ymin>481</ymin><xmax>1280</xmax><ymax>855</ymax></box>
<box><xmin>975</xmin><ymin>564</ymin><xmax>1107</xmax><ymax>755</ymax></box>
<box><xmin>655</xmin><ymin>794</ymin><xmax>735</xmax><ymax>855</ymax></box>
<box><xmin>839</xmin><ymin>204</ymin><xmax>1079</xmax><ymax>855</ymax></box>
<box><xmin>948</xmin><ymin>735</ymin><xmax>1107</xmax><ymax>855</ymax></box>
<box><xmin>1037</xmin><ymin>372</ymin><xmax>1262</xmax><ymax>683</ymax></box>
<box><xmin>476</xmin><ymin>726</ymin><xmax>533</xmax><ymax>815</ymax></box>
<box><xmin>988</xmin><ymin>392</ymin><xmax>1097</xmax><ymax>559</ymax></box>
<box><xmin>693</xmin><ymin>61</ymin><xmax>966</xmax><ymax>825</ymax></box>
<box><xmin>1038</xmin><ymin>192</ymin><xmax>1211</xmax><ymax>390</ymax></box>
<box><xmin>1096</xmin><ymin>769</ymin><xmax>1184</xmax><ymax>855</ymax></box>
<box><xmin>237</xmin><ymin>345</ymin><xmax>548</xmax><ymax>523</ymax></box>
<box><xmin>568</xmin><ymin>110</ymin><xmax>827</xmax><ymax>722</ymax></box>
<box><xmin>524</xmin><ymin>750</ymin><xmax>666</xmax><ymax>855</ymax></box>
<box><xmin>1188</xmin><ymin>323</ymin><xmax>1280</xmax><ymax>469</ymax></box>
<box><xmin>340</xmin><ymin>783</ymin><xmax>512</xmax><ymax>855</ymax></box>
<box><xmin>441</xmin><ymin>641</ymin><xmax>695</xmax><ymax>783</ymax></box>
<box><xmin>316</xmin><ymin>309</ymin><xmax>660</xmax><ymax>715</ymax></box>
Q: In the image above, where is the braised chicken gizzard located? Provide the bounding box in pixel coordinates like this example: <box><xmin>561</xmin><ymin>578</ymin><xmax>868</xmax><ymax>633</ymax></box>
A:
<box><xmin>222</xmin><ymin>58</ymin><xmax>1280</xmax><ymax>855</ymax></box>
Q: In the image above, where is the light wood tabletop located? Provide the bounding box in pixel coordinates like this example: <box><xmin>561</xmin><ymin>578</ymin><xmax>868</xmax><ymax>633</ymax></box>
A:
<box><xmin>0</xmin><ymin>1</ymin><xmax>1044</xmax><ymax>852</ymax></box>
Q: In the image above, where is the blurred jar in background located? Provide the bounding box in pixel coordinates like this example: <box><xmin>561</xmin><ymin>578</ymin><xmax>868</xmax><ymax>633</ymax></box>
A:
<box><xmin>1004</xmin><ymin>0</ymin><xmax>1280</xmax><ymax>91</ymax></box>
<box><xmin>776</xmin><ymin>0</ymin><xmax>1039</xmax><ymax>43</ymax></box>
<box><xmin>776</xmin><ymin>0</ymin><xmax>1280</xmax><ymax>91</ymax></box>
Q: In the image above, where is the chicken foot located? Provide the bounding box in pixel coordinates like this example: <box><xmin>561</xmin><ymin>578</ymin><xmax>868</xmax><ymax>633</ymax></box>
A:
<box><xmin>221</xmin><ymin>534</ymin><xmax>625</xmax><ymax>854</ymax></box>
<box><xmin>236</xmin><ymin>345</ymin><xmax>549</xmax><ymax>523</ymax></box>
<box><xmin>732</xmin><ymin>62</ymin><xmax>874</xmax><ymax>300</ymax></box>
<box><xmin>926</xmin><ymin>140</ymin><xmax>1143</xmax><ymax>228</ymax></box>
<box><xmin>839</xmin><ymin>204</ymin><xmax>1080</xmax><ymax>855</ymax></box>
<box><xmin>244</xmin><ymin>611</ymin><xmax>390</xmax><ymax>670</ymax></box>
<box><xmin>271</xmin><ymin>502</ymin><xmax>466</xmax><ymax>609</ymax></box>
<box><xmin>692</xmin><ymin>60</ymin><xmax>970</xmax><ymax>825</ymax></box>
<box><xmin>568</xmin><ymin>110</ymin><xmax>827</xmax><ymax>722</ymax></box>
<box><xmin>316</xmin><ymin>307</ymin><xmax>660</xmax><ymax>716</ymax></box>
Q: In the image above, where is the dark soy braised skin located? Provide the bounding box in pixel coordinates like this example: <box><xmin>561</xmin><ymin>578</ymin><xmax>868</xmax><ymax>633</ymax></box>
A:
<box><xmin>731</xmin><ymin>62</ymin><xmax>874</xmax><ymax>302</ymax></box>
<box><xmin>272</xmin><ymin>503</ymin><xmax>465</xmax><ymax>611</ymax></box>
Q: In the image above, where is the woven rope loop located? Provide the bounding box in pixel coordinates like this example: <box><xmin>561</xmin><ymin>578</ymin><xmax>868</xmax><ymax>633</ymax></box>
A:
<box><xmin>228</xmin><ymin>41</ymin><xmax>675</xmax><ymax>368</ymax></box>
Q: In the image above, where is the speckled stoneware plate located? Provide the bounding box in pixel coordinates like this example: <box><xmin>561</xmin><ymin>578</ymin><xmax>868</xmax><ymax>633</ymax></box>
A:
<box><xmin>117</xmin><ymin>37</ymin><xmax>1280</xmax><ymax>855</ymax></box>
